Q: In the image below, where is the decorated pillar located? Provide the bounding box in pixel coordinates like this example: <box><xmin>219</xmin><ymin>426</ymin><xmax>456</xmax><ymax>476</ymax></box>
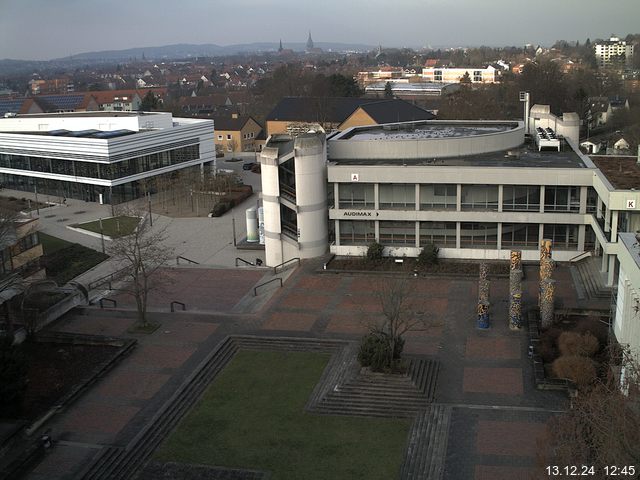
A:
<box><xmin>477</xmin><ymin>301</ymin><xmax>490</xmax><ymax>329</ymax></box>
<box><xmin>509</xmin><ymin>250</ymin><xmax>523</xmax><ymax>329</ymax></box>
<box><xmin>540</xmin><ymin>279</ymin><xmax>556</xmax><ymax>329</ymax></box>
<box><xmin>477</xmin><ymin>262</ymin><xmax>490</xmax><ymax>329</ymax></box>
<box><xmin>539</xmin><ymin>239</ymin><xmax>553</xmax><ymax>308</ymax></box>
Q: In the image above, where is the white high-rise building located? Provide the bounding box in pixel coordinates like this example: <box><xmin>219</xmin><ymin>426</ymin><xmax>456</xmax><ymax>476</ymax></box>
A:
<box><xmin>595</xmin><ymin>36</ymin><xmax>634</xmax><ymax>68</ymax></box>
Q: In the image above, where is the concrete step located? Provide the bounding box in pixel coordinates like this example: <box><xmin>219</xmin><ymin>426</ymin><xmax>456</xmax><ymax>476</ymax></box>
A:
<box><xmin>573</xmin><ymin>258</ymin><xmax>610</xmax><ymax>300</ymax></box>
<box><xmin>400</xmin><ymin>405</ymin><xmax>451</xmax><ymax>480</ymax></box>
<box><xmin>81</xmin><ymin>336</ymin><xmax>349</xmax><ymax>479</ymax></box>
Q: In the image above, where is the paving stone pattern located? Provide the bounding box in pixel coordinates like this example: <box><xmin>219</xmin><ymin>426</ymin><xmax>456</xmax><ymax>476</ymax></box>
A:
<box><xmin>27</xmin><ymin>261</ymin><xmax>606</xmax><ymax>480</ymax></box>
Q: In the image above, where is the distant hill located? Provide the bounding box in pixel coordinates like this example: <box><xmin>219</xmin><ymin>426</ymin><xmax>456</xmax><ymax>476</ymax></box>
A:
<box><xmin>52</xmin><ymin>42</ymin><xmax>376</xmax><ymax>62</ymax></box>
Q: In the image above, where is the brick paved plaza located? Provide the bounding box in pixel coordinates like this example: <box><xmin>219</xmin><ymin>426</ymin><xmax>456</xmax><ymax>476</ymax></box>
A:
<box><xmin>25</xmin><ymin>260</ymin><xmax>603</xmax><ymax>480</ymax></box>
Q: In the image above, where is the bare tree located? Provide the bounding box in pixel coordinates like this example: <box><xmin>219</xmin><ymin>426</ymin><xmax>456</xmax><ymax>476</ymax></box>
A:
<box><xmin>0</xmin><ymin>207</ymin><xmax>26</xmax><ymax>339</ymax></box>
<box><xmin>362</xmin><ymin>277</ymin><xmax>438</xmax><ymax>371</ymax></box>
<box><xmin>538</xmin><ymin>346</ymin><xmax>640</xmax><ymax>476</ymax></box>
<box><xmin>107</xmin><ymin>211</ymin><xmax>173</xmax><ymax>328</ymax></box>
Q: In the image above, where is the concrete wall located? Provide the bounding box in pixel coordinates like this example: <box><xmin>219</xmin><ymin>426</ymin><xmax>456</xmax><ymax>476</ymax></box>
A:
<box><xmin>329</xmin><ymin>121</ymin><xmax>524</xmax><ymax>160</ymax></box>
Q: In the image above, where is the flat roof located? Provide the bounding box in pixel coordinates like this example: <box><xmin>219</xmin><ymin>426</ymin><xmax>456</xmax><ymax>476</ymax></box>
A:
<box><xmin>4</xmin><ymin>111</ymin><xmax>161</xmax><ymax>119</ymax></box>
<box><xmin>330</xmin><ymin>141</ymin><xmax>588</xmax><ymax>168</ymax></box>
<box><xmin>338</xmin><ymin>121</ymin><xmax>518</xmax><ymax>141</ymax></box>
<box><xmin>591</xmin><ymin>156</ymin><xmax>640</xmax><ymax>190</ymax></box>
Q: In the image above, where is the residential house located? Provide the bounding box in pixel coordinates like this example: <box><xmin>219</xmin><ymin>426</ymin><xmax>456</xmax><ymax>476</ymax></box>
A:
<box><xmin>213</xmin><ymin>114</ymin><xmax>263</xmax><ymax>154</ymax></box>
<box><xmin>91</xmin><ymin>90</ymin><xmax>142</xmax><ymax>111</ymax></box>
<box><xmin>265</xmin><ymin>97</ymin><xmax>435</xmax><ymax>137</ymax></box>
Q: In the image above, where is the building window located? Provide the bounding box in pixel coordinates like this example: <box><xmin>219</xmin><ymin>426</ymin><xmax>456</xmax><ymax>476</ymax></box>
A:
<box><xmin>461</xmin><ymin>185</ymin><xmax>498</xmax><ymax>211</ymax></box>
<box><xmin>338</xmin><ymin>183</ymin><xmax>374</xmax><ymax>209</ymax></box>
<box><xmin>420</xmin><ymin>221</ymin><xmax>456</xmax><ymax>247</ymax></box>
<box><xmin>379</xmin><ymin>184</ymin><xmax>415</xmax><ymax>210</ymax></box>
<box><xmin>586</xmin><ymin>187</ymin><xmax>598</xmax><ymax>214</ymax></box>
<box><xmin>543</xmin><ymin>224</ymin><xmax>579</xmax><ymax>250</ymax></box>
<box><xmin>339</xmin><ymin>220</ymin><xmax>375</xmax><ymax>245</ymax></box>
<box><xmin>217</xmin><ymin>135</ymin><xmax>223</xmax><ymax>140</ymax></box>
<box><xmin>379</xmin><ymin>221</ymin><xmax>415</xmax><ymax>245</ymax></box>
<box><xmin>501</xmin><ymin>223</ymin><xmax>539</xmax><ymax>249</ymax></box>
<box><xmin>434</xmin><ymin>70</ymin><xmax>443</xmax><ymax>81</ymax></box>
<box><xmin>420</xmin><ymin>184</ymin><xmax>456</xmax><ymax>210</ymax></box>
<box><xmin>502</xmin><ymin>185</ymin><xmax>540</xmax><ymax>211</ymax></box>
<box><xmin>473</xmin><ymin>70</ymin><xmax>482</xmax><ymax>82</ymax></box>
<box><xmin>226</xmin><ymin>134</ymin><xmax>232</xmax><ymax>140</ymax></box>
<box><xmin>544</xmin><ymin>186</ymin><xmax>580</xmax><ymax>212</ymax></box>
<box><xmin>460</xmin><ymin>222</ymin><xmax>498</xmax><ymax>248</ymax></box>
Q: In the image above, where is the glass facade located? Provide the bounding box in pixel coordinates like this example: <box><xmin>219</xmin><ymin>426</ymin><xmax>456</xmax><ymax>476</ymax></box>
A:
<box><xmin>420</xmin><ymin>221</ymin><xmax>456</xmax><ymax>246</ymax></box>
<box><xmin>419</xmin><ymin>184</ymin><xmax>456</xmax><ymax>210</ymax></box>
<box><xmin>461</xmin><ymin>185</ymin><xmax>499</xmax><ymax>211</ymax></box>
<box><xmin>379</xmin><ymin>221</ymin><xmax>415</xmax><ymax>245</ymax></box>
<box><xmin>502</xmin><ymin>185</ymin><xmax>540</xmax><ymax>211</ymax></box>
<box><xmin>460</xmin><ymin>222</ymin><xmax>498</xmax><ymax>248</ymax></box>
<box><xmin>339</xmin><ymin>220</ymin><xmax>375</xmax><ymax>245</ymax></box>
<box><xmin>544</xmin><ymin>186</ymin><xmax>580</xmax><ymax>212</ymax></box>
<box><xmin>0</xmin><ymin>164</ymin><xmax>206</xmax><ymax>204</ymax></box>
<box><xmin>0</xmin><ymin>144</ymin><xmax>199</xmax><ymax>181</ymax></box>
<box><xmin>0</xmin><ymin>145</ymin><xmax>202</xmax><ymax>204</ymax></box>
<box><xmin>501</xmin><ymin>223</ymin><xmax>539</xmax><ymax>248</ymax></box>
<box><xmin>543</xmin><ymin>224</ymin><xmax>579</xmax><ymax>249</ymax></box>
<box><xmin>379</xmin><ymin>184</ymin><xmax>415</xmax><ymax>210</ymax></box>
<box><xmin>339</xmin><ymin>183</ymin><xmax>374</xmax><ymax>209</ymax></box>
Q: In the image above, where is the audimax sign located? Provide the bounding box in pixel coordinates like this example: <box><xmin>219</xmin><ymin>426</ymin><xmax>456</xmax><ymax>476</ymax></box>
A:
<box><xmin>342</xmin><ymin>211</ymin><xmax>379</xmax><ymax>217</ymax></box>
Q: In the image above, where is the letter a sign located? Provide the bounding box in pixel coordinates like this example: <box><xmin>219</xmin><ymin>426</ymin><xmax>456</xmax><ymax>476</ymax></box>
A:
<box><xmin>351</xmin><ymin>173</ymin><xmax>359</xmax><ymax>182</ymax></box>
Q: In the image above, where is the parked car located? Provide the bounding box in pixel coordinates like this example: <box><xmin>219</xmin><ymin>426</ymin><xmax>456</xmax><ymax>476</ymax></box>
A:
<box><xmin>242</xmin><ymin>162</ymin><xmax>256</xmax><ymax>171</ymax></box>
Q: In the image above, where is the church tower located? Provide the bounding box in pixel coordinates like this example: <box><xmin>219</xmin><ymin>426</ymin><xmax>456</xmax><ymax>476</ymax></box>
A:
<box><xmin>306</xmin><ymin>31</ymin><xmax>314</xmax><ymax>51</ymax></box>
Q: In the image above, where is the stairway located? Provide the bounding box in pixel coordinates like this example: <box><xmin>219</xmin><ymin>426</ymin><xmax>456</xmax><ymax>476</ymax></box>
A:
<box><xmin>308</xmin><ymin>358</ymin><xmax>440</xmax><ymax>418</ymax></box>
<box><xmin>81</xmin><ymin>336</ymin><xmax>345</xmax><ymax>480</ymax></box>
<box><xmin>400</xmin><ymin>405</ymin><xmax>451</xmax><ymax>480</ymax></box>
<box><xmin>571</xmin><ymin>257</ymin><xmax>611</xmax><ymax>300</ymax></box>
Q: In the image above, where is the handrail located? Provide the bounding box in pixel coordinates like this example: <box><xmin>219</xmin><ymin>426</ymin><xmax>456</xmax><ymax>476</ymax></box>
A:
<box><xmin>176</xmin><ymin>255</ymin><xmax>199</xmax><ymax>265</ymax></box>
<box><xmin>273</xmin><ymin>257</ymin><xmax>300</xmax><ymax>275</ymax></box>
<box><xmin>99</xmin><ymin>298</ymin><xmax>117</xmax><ymax>309</ymax></box>
<box><xmin>569</xmin><ymin>250</ymin><xmax>592</xmax><ymax>263</ymax></box>
<box><xmin>235</xmin><ymin>257</ymin><xmax>254</xmax><ymax>267</ymax></box>
<box><xmin>170</xmin><ymin>301</ymin><xmax>186</xmax><ymax>312</ymax></box>
<box><xmin>254</xmin><ymin>277</ymin><xmax>283</xmax><ymax>296</ymax></box>
<box><xmin>88</xmin><ymin>266</ymin><xmax>129</xmax><ymax>291</ymax></box>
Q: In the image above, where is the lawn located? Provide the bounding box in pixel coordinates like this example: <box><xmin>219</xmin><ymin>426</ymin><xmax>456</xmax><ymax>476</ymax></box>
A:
<box><xmin>156</xmin><ymin>350</ymin><xmax>410</xmax><ymax>480</ymax></box>
<box><xmin>73</xmin><ymin>215</ymin><xmax>140</xmax><ymax>238</ymax></box>
<box><xmin>39</xmin><ymin>232</ymin><xmax>108</xmax><ymax>284</ymax></box>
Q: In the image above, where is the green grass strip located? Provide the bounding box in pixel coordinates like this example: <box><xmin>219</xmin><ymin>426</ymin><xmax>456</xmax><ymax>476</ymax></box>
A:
<box><xmin>157</xmin><ymin>350</ymin><xmax>410</xmax><ymax>480</ymax></box>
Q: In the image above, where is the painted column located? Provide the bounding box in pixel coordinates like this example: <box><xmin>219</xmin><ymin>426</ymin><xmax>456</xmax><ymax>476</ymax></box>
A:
<box><xmin>477</xmin><ymin>262</ymin><xmax>490</xmax><ymax>329</ymax></box>
<box><xmin>509</xmin><ymin>250</ymin><xmax>523</xmax><ymax>330</ymax></box>
<box><xmin>540</xmin><ymin>279</ymin><xmax>556</xmax><ymax>329</ymax></box>
<box><xmin>539</xmin><ymin>239</ymin><xmax>554</xmax><ymax>328</ymax></box>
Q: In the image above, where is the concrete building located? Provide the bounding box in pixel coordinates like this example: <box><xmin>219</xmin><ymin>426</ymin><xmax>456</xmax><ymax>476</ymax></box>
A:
<box><xmin>364</xmin><ymin>82</ymin><xmax>459</xmax><ymax>98</ymax></box>
<box><xmin>260</xmin><ymin>134</ymin><xmax>328</xmax><ymax>266</ymax></box>
<box><xmin>259</xmin><ymin>106</ymin><xmax>640</xmax><ymax>289</ymax></box>
<box><xmin>595</xmin><ymin>36</ymin><xmax>634</xmax><ymax>68</ymax></box>
<box><xmin>613</xmin><ymin>233</ymin><xmax>640</xmax><ymax>360</ymax></box>
<box><xmin>421</xmin><ymin>66</ymin><xmax>498</xmax><ymax>84</ymax></box>
<box><xmin>0</xmin><ymin>111</ymin><xmax>214</xmax><ymax>204</ymax></box>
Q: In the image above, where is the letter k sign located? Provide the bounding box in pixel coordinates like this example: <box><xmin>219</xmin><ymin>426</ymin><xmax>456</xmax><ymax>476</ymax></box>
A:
<box><xmin>627</xmin><ymin>199</ymin><xmax>636</xmax><ymax>209</ymax></box>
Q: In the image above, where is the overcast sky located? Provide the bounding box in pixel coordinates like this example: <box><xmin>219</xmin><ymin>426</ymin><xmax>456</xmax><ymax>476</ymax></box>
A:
<box><xmin>0</xmin><ymin>0</ymin><xmax>638</xmax><ymax>60</ymax></box>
